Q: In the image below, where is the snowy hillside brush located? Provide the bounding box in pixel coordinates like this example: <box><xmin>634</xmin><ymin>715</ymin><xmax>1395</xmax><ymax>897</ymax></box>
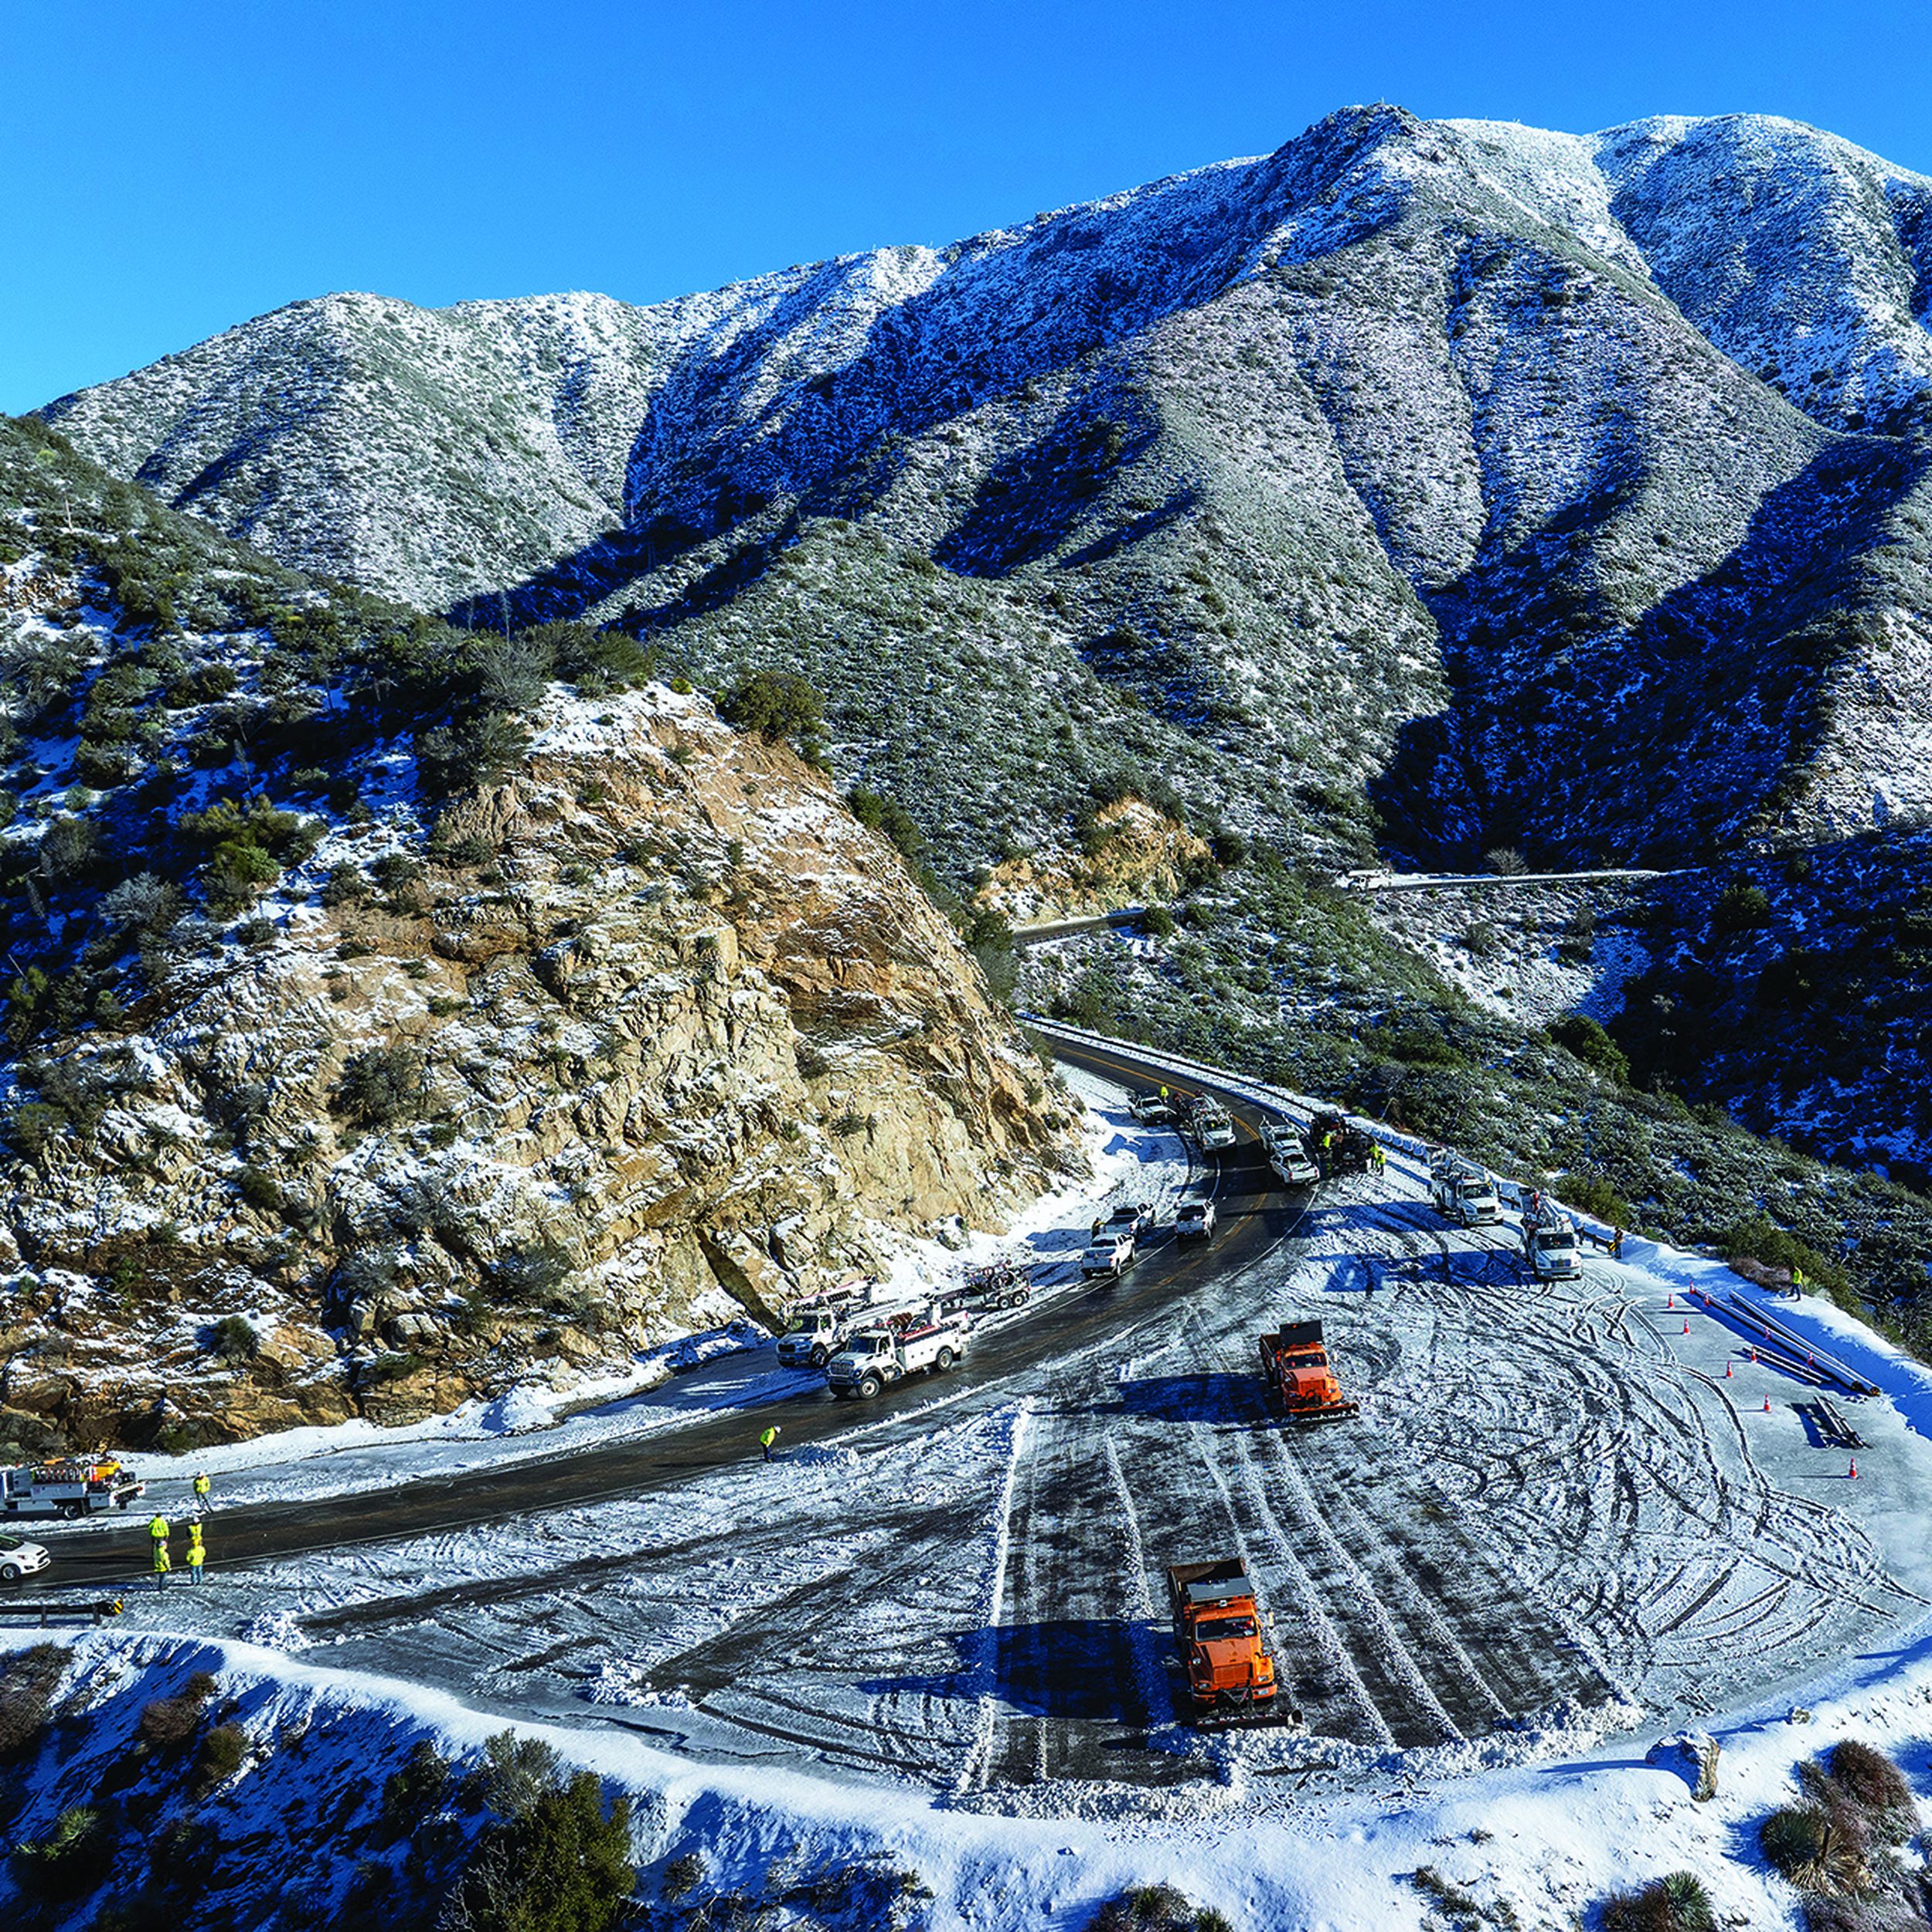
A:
<box><xmin>1016</xmin><ymin>862</ymin><xmax>1932</xmax><ymax>1325</ymax></box>
<box><xmin>0</xmin><ymin>419</ymin><xmax>1080</xmax><ymax>1454</ymax></box>
<box><xmin>39</xmin><ymin>104</ymin><xmax>1932</xmax><ymax>877</ymax></box>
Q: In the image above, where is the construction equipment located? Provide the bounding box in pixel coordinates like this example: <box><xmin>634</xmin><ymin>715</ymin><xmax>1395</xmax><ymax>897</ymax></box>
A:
<box><xmin>940</xmin><ymin>1259</ymin><xmax>1032</xmax><ymax>1314</ymax></box>
<box><xmin>825</xmin><ymin>1313</ymin><xmax>969</xmax><ymax>1398</ymax></box>
<box><xmin>0</xmin><ymin>1459</ymin><xmax>145</xmax><ymax>1522</ymax></box>
<box><xmin>1520</xmin><ymin>1198</ymin><xmax>1581</xmax><ymax>1280</ymax></box>
<box><xmin>1429</xmin><ymin>1150</ymin><xmax>1501</xmax><ymax>1226</ymax></box>
<box><xmin>1167</xmin><ymin>1560</ymin><xmax>1284</xmax><ymax>1723</ymax></box>
<box><xmin>1308</xmin><ymin>1110</ymin><xmax>1375</xmax><ymax>1177</ymax></box>
<box><xmin>1257</xmin><ymin>1321</ymin><xmax>1359</xmax><ymax>1424</ymax></box>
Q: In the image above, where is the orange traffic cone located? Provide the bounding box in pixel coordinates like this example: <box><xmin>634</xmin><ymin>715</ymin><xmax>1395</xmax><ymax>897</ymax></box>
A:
<box><xmin>1763</xmin><ymin>1396</ymin><xmax>1770</xmax><ymax>1413</ymax></box>
<box><xmin>1682</xmin><ymin>1319</ymin><xmax>1690</xmax><ymax>1335</ymax></box>
<box><xmin>1725</xmin><ymin>1359</ymin><xmax>1733</xmax><ymax>1377</ymax></box>
<box><xmin>1668</xmin><ymin>1294</ymin><xmax>1674</xmax><ymax>1310</ymax></box>
<box><xmin>1849</xmin><ymin>1459</ymin><xmax>1859</xmax><ymax>1479</ymax></box>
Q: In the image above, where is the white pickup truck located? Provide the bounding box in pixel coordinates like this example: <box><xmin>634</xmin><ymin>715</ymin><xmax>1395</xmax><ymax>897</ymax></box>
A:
<box><xmin>1189</xmin><ymin>1099</ymin><xmax>1237</xmax><ymax>1152</ymax></box>
<box><xmin>826</xmin><ymin>1317</ymin><xmax>969</xmax><ymax>1398</ymax></box>
<box><xmin>0</xmin><ymin>1458</ymin><xmax>146</xmax><ymax>1521</ymax></box>
<box><xmin>1080</xmin><ymin>1231</ymin><xmax>1138</xmax><ymax>1280</ymax></box>
<box><xmin>1264</xmin><ymin>1125</ymin><xmax>1320</xmax><ymax>1188</ymax></box>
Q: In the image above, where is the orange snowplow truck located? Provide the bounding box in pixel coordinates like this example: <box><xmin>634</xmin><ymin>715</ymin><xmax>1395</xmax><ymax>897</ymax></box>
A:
<box><xmin>1258</xmin><ymin>1320</ymin><xmax>1359</xmax><ymax>1424</ymax></box>
<box><xmin>1167</xmin><ymin>1560</ymin><xmax>1281</xmax><ymax>1722</ymax></box>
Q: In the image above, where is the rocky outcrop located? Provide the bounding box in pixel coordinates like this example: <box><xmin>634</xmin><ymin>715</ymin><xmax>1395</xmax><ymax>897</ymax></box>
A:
<box><xmin>0</xmin><ymin>685</ymin><xmax>1081</xmax><ymax>1450</ymax></box>
<box><xmin>977</xmin><ymin>799</ymin><xmax>1212</xmax><ymax>925</ymax></box>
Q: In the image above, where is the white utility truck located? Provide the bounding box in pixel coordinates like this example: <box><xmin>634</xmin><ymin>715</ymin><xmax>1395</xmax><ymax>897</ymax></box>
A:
<box><xmin>1188</xmin><ymin>1097</ymin><xmax>1237</xmax><ymax>1152</ymax></box>
<box><xmin>0</xmin><ymin>1458</ymin><xmax>146</xmax><ymax>1521</ymax></box>
<box><xmin>1429</xmin><ymin>1151</ymin><xmax>1502</xmax><ymax>1227</ymax></box>
<box><xmin>825</xmin><ymin>1315</ymin><xmax>970</xmax><ymax>1398</ymax></box>
<box><xmin>1521</xmin><ymin>1199</ymin><xmax>1582</xmax><ymax>1280</ymax></box>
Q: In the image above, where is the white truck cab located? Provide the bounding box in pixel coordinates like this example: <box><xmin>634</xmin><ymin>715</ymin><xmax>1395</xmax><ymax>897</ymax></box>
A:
<box><xmin>1522</xmin><ymin>1205</ymin><xmax>1581</xmax><ymax>1280</ymax></box>
<box><xmin>1430</xmin><ymin>1157</ymin><xmax>1501</xmax><ymax>1227</ymax></box>
<box><xmin>826</xmin><ymin>1318</ymin><xmax>968</xmax><ymax>1398</ymax></box>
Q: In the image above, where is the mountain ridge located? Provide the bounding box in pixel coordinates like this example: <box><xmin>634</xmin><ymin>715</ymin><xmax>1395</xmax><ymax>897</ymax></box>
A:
<box><xmin>35</xmin><ymin>105</ymin><xmax>1932</xmax><ymax>887</ymax></box>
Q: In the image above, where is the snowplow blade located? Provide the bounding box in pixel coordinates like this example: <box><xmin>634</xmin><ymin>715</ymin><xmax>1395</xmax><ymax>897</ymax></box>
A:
<box><xmin>1189</xmin><ymin>1693</ymin><xmax>1302</xmax><ymax>1732</ymax></box>
<box><xmin>1286</xmin><ymin>1401</ymin><xmax>1359</xmax><ymax>1426</ymax></box>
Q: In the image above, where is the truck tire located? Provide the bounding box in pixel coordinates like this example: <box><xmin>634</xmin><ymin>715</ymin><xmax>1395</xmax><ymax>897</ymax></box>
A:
<box><xmin>858</xmin><ymin>1375</ymin><xmax>883</xmax><ymax>1399</ymax></box>
<box><xmin>935</xmin><ymin>1346</ymin><xmax>955</xmax><ymax>1371</ymax></box>
<box><xmin>0</xmin><ymin>1562</ymin><xmax>20</xmax><ymax>1583</ymax></box>
<box><xmin>809</xmin><ymin>1345</ymin><xmax>828</xmax><ymax>1368</ymax></box>
<box><xmin>59</xmin><ymin>1502</ymin><xmax>82</xmax><ymax>1520</ymax></box>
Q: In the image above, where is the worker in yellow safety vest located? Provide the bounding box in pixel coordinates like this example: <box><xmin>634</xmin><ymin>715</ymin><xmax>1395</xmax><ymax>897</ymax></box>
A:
<box><xmin>148</xmin><ymin>1513</ymin><xmax>170</xmax><ymax>1546</ymax></box>
<box><xmin>192</xmin><ymin>1471</ymin><xmax>211</xmax><ymax>1508</ymax></box>
<box><xmin>151</xmin><ymin>1534</ymin><xmax>172</xmax><ymax>1593</ymax></box>
<box><xmin>760</xmin><ymin>1424</ymin><xmax>781</xmax><ymax>1462</ymax></box>
<box><xmin>186</xmin><ymin>1520</ymin><xmax>205</xmax><ymax>1582</ymax></box>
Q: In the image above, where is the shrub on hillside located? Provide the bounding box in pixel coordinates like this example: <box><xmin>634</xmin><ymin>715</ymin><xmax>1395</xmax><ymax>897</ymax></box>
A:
<box><xmin>719</xmin><ymin>668</ymin><xmax>825</xmax><ymax>757</ymax></box>
<box><xmin>331</xmin><ymin>1045</ymin><xmax>422</xmax><ymax>1128</ymax></box>
<box><xmin>1711</xmin><ymin>879</ymin><xmax>1773</xmax><ymax>934</ymax></box>
<box><xmin>0</xmin><ymin>1641</ymin><xmax>70</xmax><ymax>1761</ymax></box>
<box><xmin>1550</xmin><ymin>1012</ymin><xmax>1630</xmax><ymax>1083</ymax></box>
<box><xmin>1555</xmin><ymin>1169</ymin><xmax>1632</xmax><ymax>1226</ymax></box>
<box><xmin>1598</xmin><ymin>1871</ymin><xmax>1714</xmax><ymax>1932</ymax></box>
<box><xmin>447</xmin><ymin>1732</ymin><xmax>635</xmax><ymax>1932</ymax></box>
<box><xmin>9</xmin><ymin>1803</ymin><xmax>114</xmax><ymax>1900</ymax></box>
<box><xmin>1090</xmin><ymin>1883</ymin><xmax>1233</xmax><ymax>1932</ymax></box>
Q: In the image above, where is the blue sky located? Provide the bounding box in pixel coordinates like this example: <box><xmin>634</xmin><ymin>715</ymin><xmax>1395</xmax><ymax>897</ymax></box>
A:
<box><xmin>5</xmin><ymin>0</ymin><xmax>1931</xmax><ymax>413</ymax></box>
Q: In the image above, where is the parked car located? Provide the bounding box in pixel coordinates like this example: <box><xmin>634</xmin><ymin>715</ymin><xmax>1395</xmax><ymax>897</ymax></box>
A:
<box><xmin>0</xmin><ymin>1532</ymin><xmax>51</xmax><ymax>1583</ymax></box>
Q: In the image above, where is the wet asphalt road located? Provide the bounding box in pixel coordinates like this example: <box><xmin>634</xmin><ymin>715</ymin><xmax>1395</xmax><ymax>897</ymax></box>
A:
<box><xmin>14</xmin><ymin>1038</ymin><xmax>1297</xmax><ymax>1596</ymax></box>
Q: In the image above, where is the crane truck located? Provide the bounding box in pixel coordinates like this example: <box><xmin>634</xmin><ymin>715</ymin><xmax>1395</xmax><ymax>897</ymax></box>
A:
<box><xmin>1</xmin><ymin>1458</ymin><xmax>146</xmax><ymax>1520</ymax></box>
<box><xmin>1167</xmin><ymin>1560</ymin><xmax>1284</xmax><ymax>1723</ymax></box>
<box><xmin>1257</xmin><ymin>1321</ymin><xmax>1359</xmax><ymax>1423</ymax></box>
<box><xmin>1308</xmin><ymin>1110</ymin><xmax>1376</xmax><ymax>1177</ymax></box>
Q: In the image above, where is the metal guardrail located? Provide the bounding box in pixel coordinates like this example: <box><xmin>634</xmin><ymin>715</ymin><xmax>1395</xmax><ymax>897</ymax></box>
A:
<box><xmin>0</xmin><ymin>1599</ymin><xmax>125</xmax><ymax>1626</ymax></box>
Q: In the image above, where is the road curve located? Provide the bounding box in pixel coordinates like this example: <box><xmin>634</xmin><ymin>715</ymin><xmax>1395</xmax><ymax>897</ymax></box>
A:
<box><xmin>18</xmin><ymin>1039</ymin><xmax>1305</xmax><ymax>1594</ymax></box>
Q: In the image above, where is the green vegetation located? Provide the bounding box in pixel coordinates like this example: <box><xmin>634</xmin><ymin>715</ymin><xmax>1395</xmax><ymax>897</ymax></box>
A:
<box><xmin>1597</xmin><ymin>1872</ymin><xmax>1713</xmax><ymax>1932</ymax></box>
<box><xmin>1091</xmin><ymin>1883</ymin><xmax>1236</xmax><ymax>1932</ymax></box>
<box><xmin>718</xmin><ymin>666</ymin><xmax>826</xmax><ymax>760</ymax></box>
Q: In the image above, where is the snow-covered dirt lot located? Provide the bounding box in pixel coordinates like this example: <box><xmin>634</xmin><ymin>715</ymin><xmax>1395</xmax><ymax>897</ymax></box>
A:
<box><xmin>94</xmin><ymin>1070</ymin><xmax>1932</xmax><ymax>1823</ymax></box>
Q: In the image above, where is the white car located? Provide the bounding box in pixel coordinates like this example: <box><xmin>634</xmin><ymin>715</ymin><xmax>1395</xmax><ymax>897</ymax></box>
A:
<box><xmin>0</xmin><ymin>1532</ymin><xmax>50</xmax><ymax>1582</ymax></box>
<box><xmin>1080</xmin><ymin>1233</ymin><xmax>1137</xmax><ymax>1279</ymax></box>
<box><xmin>1175</xmin><ymin>1201</ymin><xmax>1217</xmax><ymax>1241</ymax></box>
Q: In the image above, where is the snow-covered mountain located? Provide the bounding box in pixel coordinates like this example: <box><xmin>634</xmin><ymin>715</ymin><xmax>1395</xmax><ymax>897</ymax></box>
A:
<box><xmin>39</xmin><ymin>106</ymin><xmax>1932</xmax><ymax>879</ymax></box>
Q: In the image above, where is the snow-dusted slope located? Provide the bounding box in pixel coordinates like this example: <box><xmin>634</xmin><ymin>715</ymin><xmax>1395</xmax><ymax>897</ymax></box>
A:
<box><xmin>37</xmin><ymin>105</ymin><xmax>1932</xmax><ymax>870</ymax></box>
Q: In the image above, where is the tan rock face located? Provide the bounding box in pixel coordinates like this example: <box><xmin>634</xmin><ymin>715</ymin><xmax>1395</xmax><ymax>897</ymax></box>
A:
<box><xmin>0</xmin><ymin>686</ymin><xmax>1083</xmax><ymax>1451</ymax></box>
<box><xmin>978</xmin><ymin>798</ymin><xmax>1211</xmax><ymax>924</ymax></box>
